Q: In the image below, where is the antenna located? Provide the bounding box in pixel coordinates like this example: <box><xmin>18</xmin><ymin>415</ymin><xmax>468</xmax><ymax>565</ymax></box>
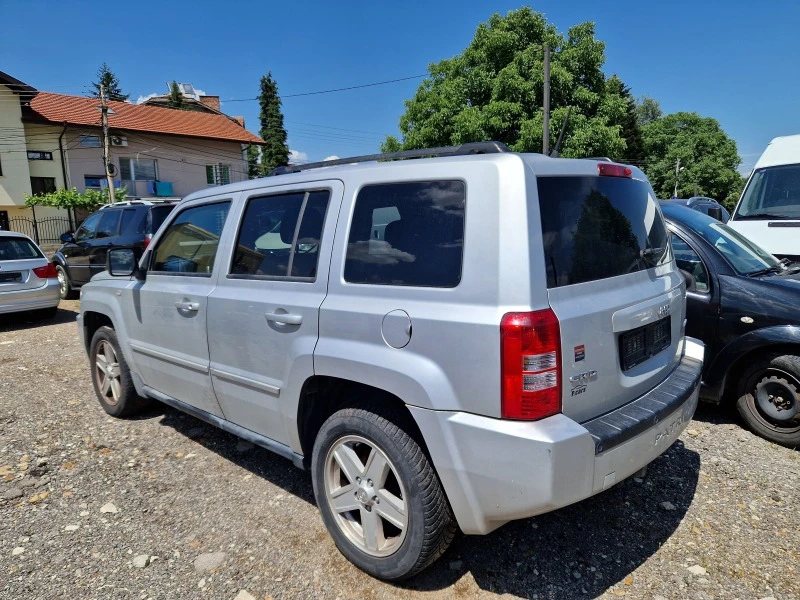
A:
<box><xmin>549</xmin><ymin>106</ymin><xmax>572</xmax><ymax>158</ymax></box>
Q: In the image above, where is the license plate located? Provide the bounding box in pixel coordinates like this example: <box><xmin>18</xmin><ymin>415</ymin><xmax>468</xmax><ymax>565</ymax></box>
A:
<box><xmin>619</xmin><ymin>316</ymin><xmax>671</xmax><ymax>371</ymax></box>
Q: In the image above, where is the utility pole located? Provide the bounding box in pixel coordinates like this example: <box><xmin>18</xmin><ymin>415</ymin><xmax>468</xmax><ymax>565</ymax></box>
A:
<box><xmin>543</xmin><ymin>45</ymin><xmax>550</xmax><ymax>155</ymax></box>
<box><xmin>100</xmin><ymin>84</ymin><xmax>116</xmax><ymax>204</ymax></box>
<box><xmin>673</xmin><ymin>157</ymin><xmax>681</xmax><ymax>198</ymax></box>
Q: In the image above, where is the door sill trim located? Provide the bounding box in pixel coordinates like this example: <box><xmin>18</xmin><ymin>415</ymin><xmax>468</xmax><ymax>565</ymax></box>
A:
<box><xmin>142</xmin><ymin>385</ymin><xmax>304</xmax><ymax>469</ymax></box>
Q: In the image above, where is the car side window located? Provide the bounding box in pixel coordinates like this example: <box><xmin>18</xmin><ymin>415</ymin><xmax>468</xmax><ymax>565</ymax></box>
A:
<box><xmin>230</xmin><ymin>190</ymin><xmax>330</xmax><ymax>280</ymax></box>
<box><xmin>344</xmin><ymin>180</ymin><xmax>465</xmax><ymax>287</ymax></box>
<box><xmin>120</xmin><ymin>209</ymin><xmax>137</xmax><ymax>233</ymax></box>
<box><xmin>151</xmin><ymin>201</ymin><xmax>231</xmax><ymax>275</ymax></box>
<box><xmin>75</xmin><ymin>212</ymin><xmax>102</xmax><ymax>242</ymax></box>
<box><xmin>96</xmin><ymin>210</ymin><xmax>122</xmax><ymax>239</ymax></box>
<box><xmin>670</xmin><ymin>233</ymin><xmax>709</xmax><ymax>293</ymax></box>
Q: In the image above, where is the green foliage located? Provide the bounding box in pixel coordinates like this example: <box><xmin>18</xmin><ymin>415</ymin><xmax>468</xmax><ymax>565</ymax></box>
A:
<box><xmin>382</xmin><ymin>7</ymin><xmax>631</xmax><ymax>159</ymax></box>
<box><xmin>246</xmin><ymin>144</ymin><xmax>261</xmax><ymax>179</ymax></box>
<box><xmin>640</xmin><ymin>112</ymin><xmax>741</xmax><ymax>201</ymax></box>
<box><xmin>635</xmin><ymin>96</ymin><xmax>662</xmax><ymax>127</ymax></box>
<box><xmin>167</xmin><ymin>81</ymin><xmax>188</xmax><ymax>110</ymax></box>
<box><xmin>722</xmin><ymin>174</ymin><xmax>747</xmax><ymax>210</ymax></box>
<box><xmin>606</xmin><ymin>76</ymin><xmax>645</xmax><ymax>165</ymax></box>
<box><xmin>258</xmin><ymin>72</ymin><xmax>289</xmax><ymax>174</ymax></box>
<box><xmin>92</xmin><ymin>63</ymin><xmax>129</xmax><ymax>101</ymax></box>
<box><xmin>25</xmin><ymin>187</ymin><xmax>126</xmax><ymax>210</ymax></box>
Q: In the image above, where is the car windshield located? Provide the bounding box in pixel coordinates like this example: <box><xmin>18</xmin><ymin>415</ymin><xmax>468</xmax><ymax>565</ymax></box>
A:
<box><xmin>668</xmin><ymin>207</ymin><xmax>780</xmax><ymax>275</ymax></box>
<box><xmin>0</xmin><ymin>237</ymin><xmax>43</xmax><ymax>260</ymax></box>
<box><xmin>735</xmin><ymin>164</ymin><xmax>800</xmax><ymax>219</ymax></box>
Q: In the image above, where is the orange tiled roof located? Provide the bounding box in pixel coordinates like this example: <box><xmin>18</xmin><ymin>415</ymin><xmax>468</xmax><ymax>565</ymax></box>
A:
<box><xmin>28</xmin><ymin>92</ymin><xmax>264</xmax><ymax>145</ymax></box>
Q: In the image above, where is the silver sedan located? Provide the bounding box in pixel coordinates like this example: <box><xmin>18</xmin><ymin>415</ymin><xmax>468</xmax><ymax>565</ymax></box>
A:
<box><xmin>0</xmin><ymin>231</ymin><xmax>60</xmax><ymax>317</ymax></box>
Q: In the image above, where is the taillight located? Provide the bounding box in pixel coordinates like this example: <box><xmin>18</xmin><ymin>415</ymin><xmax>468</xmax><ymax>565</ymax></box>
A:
<box><xmin>33</xmin><ymin>263</ymin><xmax>58</xmax><ymax>279</ymax></box>
<box><xmin>500</xmin><ymin>309</ymin><xmax>562</xmax><ymax>420</ymax></box>
<box><xmin>143</xmin><ymin>234</ymin><xmax>152</xmax><ymax>249</ymax></box>
<box><xmin>598</xmin><ymin>163</ymin><xmax>632</xmax><ymax>178</ymax></box>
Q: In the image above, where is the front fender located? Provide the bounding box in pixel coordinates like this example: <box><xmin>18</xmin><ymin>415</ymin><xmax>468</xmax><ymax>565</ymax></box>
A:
<box><xmin>703</xmin><ymin>325</ymin><xmax>800</xmax><ymax>399</ymax></box>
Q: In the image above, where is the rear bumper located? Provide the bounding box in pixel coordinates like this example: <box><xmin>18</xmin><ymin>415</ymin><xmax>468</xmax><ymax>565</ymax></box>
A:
<box><xmin>0</xmin><ymin>280</ymin><xmax>60</xmax><ymax>314</ymax></box>
<box><xmin>410</xmin><ymin>337</ymin><xmax>704</xmax><ymax>535</ymax></box>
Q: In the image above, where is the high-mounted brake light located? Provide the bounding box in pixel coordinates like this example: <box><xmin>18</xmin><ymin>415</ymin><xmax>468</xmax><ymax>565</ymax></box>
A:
<box><xmin>500</xmin><ymin>308</ymin><xmax>562</xmax><ymax>420</ymax></box>
<box><xmin>598</xmin><ymin>163</ymin><xmax>632</xmax><ymax>178</ymax></box>
<box><xmin>32</xmin><ymin>263</ymin><xmax>58</xmax><ymax>279</ymax></box>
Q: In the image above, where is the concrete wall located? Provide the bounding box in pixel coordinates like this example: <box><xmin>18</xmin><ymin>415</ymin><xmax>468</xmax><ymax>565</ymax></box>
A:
<box><xmin>64</xmin><ymin>129</ymin><xmax>249</xmax><ymax>199</ymax></box>
<box><xmin>0</xmin><ymin>84</ymin><xmax>33</xmax><ymax>206</ymax></box>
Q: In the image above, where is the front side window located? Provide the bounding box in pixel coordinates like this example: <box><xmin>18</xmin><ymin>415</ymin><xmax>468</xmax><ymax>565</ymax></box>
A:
<box><xmin>96</xmin><ymin>210</ymin><xmax>122</xmax><ymax>239</ymax></box>
<box><xmin>670</xmin><ymin>234</ymin><xmax>709</xmax><ymax>292</ymax></box>
<box><xmin>120</xmin><ymin>158</ymin><xmax>158</xmax><ymax>181</ymax></box>
<box><xmin>75</xmin><ymin>212</ymin><xmax>102</xmax><ymax>242</ymax></box>
<box><xmin>344</xmin><ymin>181</ymin><xmax>465</xmax><ymax>287</ymax></box>
<box><xmin>735</xmin><ymin>164</ymin><xmax>800</xmax><ymax>220</ymax></box>
<box><xmin>231</xmin><ymin>190</ymin><xmax>330</xmax><ymax>279</ymax></box>
<box><xmin>152</xmin><ymin>202</ymin><xmax>230</xmax><ymax>275</ymax></box>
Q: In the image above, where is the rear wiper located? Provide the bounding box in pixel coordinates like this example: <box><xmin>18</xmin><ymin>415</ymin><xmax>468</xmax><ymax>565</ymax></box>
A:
<box><xmin>640</xmin><ymin>247</ymin><xmax>665</xmax><ymax>259</ymax></box>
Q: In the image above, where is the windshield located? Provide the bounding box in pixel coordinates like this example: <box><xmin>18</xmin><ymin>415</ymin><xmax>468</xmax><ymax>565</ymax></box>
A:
<box><xmin>735</xmin><ymin>164</ymin><xmax>800</xmax><ymax>220</ymax></box>
<box><xmin>537</xmin><ymin>176</ymin><xmax>670</xmax><ymax>288</ymax></box>
<box><xmin>672</xmin><ymin>208</ymin><xmax>781</xmax><ymax>274</ymax></box>
<box><xmin>0</xmin><ymin>237</ymin><xmax>43</xmax><ymax>260</ymax></box>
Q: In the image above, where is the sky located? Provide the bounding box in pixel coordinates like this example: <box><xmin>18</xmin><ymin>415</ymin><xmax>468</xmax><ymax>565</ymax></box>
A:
<box><xmin>2</xmin><ymin>0</ymin><xmax>798</xmax><ymax>173</ymax></box>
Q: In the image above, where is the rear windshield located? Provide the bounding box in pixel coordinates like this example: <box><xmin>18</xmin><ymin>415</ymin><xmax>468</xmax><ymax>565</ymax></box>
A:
<box><xmin>147</xmin><ymin>205</ymin><xmax>177</xmax><ymax>234</ymax></box>
<box><xmin>537</xmin><ymin>176</ymin><xmax>669</xmax><ymax>288</ymax></box>
<box><xmin>734</xmin><ymin>164</ymin><xmax>800</xmax><ymax>220</ymax></box>
<box><xmin>0</xmin><ymin>237</ymin><xmax>43</xmax><ymax>260</ymax></box>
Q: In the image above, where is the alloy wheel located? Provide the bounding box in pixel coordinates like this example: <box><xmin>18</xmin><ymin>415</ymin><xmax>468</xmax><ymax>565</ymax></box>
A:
<box><xmin>94</xmin><ymin>340</ymin><xmax>122</xmax><ymax>406</ymax></box>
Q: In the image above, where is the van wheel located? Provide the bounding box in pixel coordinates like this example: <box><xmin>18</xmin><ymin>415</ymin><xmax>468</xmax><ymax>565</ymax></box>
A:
<box><xmin>311</xmin><ymin>407</ymin><xmax>456</xmax><ymax>580</ymax></box>
<box><xmin>89</xmin><ymin>326</ymin><xmax>149</xmax><ymax>418</ymax></box>
<box><xmin>735</xmin><ymin>354</ymin><xmax>800</xmax><ymax>448</ymax></box>
<box><xmin>56</xmin><ymin>264</ymin><xmax>76</xmax><ymax>300</ymax></box>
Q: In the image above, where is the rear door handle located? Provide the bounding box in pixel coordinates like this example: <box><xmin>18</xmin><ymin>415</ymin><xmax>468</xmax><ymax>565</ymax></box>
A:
<box><xmin>264</xmin><ymin>311</ymin><xmax>302</xmax><ymax>325</ymax></box>
<box><xmin>175</xmin><ymin>300</ymin><xmax>200</xmax><ymax>311</ymax></box>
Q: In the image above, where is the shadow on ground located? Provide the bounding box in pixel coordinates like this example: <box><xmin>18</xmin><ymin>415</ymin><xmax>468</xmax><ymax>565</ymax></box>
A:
<box><xmin>0</xmin><ymin>305</ymin><xmax>77</xmax><ymax>333</ymax></box>
<box><xmin>151</xmin><ymin>404</ymin><xmax>700</xmax><ymax>598</ymax></box>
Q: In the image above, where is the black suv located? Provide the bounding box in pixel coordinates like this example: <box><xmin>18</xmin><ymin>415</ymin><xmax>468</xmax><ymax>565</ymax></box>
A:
<box><xmin>53</xmin><ymin>200</ymin><xmax>176</xmax><ymax>299</ymax></box>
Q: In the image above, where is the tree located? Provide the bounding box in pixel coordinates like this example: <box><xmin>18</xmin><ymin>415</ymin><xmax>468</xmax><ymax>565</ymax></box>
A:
<box><xmin>635</xmin><ymin>96</ymin><xmax>662</xmax><ymax>127</ymax></box>
<box><xmin>246</xmin><ymin>144</ymin><xmax>261</xmax><ymax>179</ymax></box>
<box><xmin>640</xmin><ymin>112</ymin><xmax>741</xmax><ymax>201</ymax></box>
<box><xmin>167</xmin><ymin>81</ymin><xmax>188</xmax><ymax>110</ymax></box>
<box><xmin>91</xmin><ymin>63</ymin><xmax>129</xmax><ymax>101</ymax></box>
<box><xmin>382</xmin><ymin>8</ymin><xmax>631</xmax><ymax>159</ymax></box>
<box><xmin>258</xmin><ymin>72</ymin><xmax>289</xmax><ymax>174</ymax></box>
<box><xmin>25</xmin><ymin>186</ymin><xmax>126</xmax><ymax>211</ymax></box>
<box><xmin>606</xmin><ymin>76</ymin><xmax>645</xmax><ymax>165</ymax></box>
<box><xmin>723</xmin><ymin>174</ymin><xmax>747</xmax><ymax>211</ymax></box>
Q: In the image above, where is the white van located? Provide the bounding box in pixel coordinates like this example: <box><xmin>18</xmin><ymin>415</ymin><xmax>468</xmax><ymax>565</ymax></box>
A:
<box><xmin>728</xmin><ymin>135</ymin><xmax>800</xmax><ymax>261</ymax></box>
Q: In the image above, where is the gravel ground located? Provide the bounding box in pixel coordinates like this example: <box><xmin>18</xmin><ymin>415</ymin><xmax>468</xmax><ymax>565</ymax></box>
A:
<box><xmin>1</xmin><ymin>301</ymin><xmax>798</xmax><ymax>600</ymax></box>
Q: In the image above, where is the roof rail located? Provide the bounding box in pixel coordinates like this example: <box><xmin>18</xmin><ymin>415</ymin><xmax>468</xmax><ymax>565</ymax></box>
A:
<box><xmin>98</xmin><ymin>199</ymin><xmax>176</xmax><ymax>209</ymax></box>
<box><xmin>270</xmin><ymin>141</ymin><xmax>511</xmax><ymax>176</ymax></box>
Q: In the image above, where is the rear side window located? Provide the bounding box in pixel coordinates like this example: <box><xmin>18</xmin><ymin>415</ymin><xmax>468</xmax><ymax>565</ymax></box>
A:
<box><xmin>230</xmin><ymin>190</ymin><xmax>330</xmax><ymax>280</ymax></box>
<box><xmin>537</xmin><ymin>176</ymin><xmax>669</xmax><ymax>288</ymax></box>
<box><xmin>344</xmin><ymin>181</ymin><xmax>465</xmax><ymax>287</ymax></box>
<box><xmin>96</xmin><ymin>210</ymin><xmax>121</xmax><ymax>239</ymax></box>
<box><xmin>120</xmin><ymin>209</ymin><xmax>137</xmax><ymax>233</ymax></box>
<box><xmin>0</xmin><ymin>237</ymin><xmax>43</xmax><ymax>260</ymax></box>
<box><xmin>152</xmin><ymin>202</ymin><xmax>230</xmax><ymax>275</ymax></box>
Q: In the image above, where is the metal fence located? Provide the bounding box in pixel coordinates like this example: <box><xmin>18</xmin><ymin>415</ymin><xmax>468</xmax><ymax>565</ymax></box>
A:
<box><xmin>8</xmin><ymin>216</ymin><xmax>72</xmax><ymax>245</ymax></box>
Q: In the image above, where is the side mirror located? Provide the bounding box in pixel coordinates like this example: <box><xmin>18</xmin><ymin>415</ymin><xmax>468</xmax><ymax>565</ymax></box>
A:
<box><xmin>108</xmin><ymin>248</ymin><xmax>145</xmax><ymax>280</ymax></box>
<box><xmin>60</xmin><ymin>232</ymin><xmax>75</xmax><ymax>244</ymax></box>
<box><xmin>680</xmin><ymin>269</ymin><xmax>696</xmax><ymax>293</ymax></box>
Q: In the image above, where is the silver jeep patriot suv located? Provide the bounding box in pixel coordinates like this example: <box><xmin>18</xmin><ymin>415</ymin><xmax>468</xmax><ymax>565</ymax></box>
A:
<box><xmin>78</xmin><ymin>142</ymin><xmax>704</xmax><ymax>580</ymax></box>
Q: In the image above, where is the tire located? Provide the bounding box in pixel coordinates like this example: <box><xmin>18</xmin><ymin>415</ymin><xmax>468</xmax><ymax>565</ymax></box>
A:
<box><xmin>89</xmin><ymin>326</ymin><xmax>149</xmax><ymax>418</ymax></box>
<box><xmin>311</xmin><ymin>406</ymin><xmax>456</xmax><ymax>580</ymax></box>
<box><xmin>735</xmin><ymin>353</ymin><xmax>800</xmax><ymax>448</ymax></box>
<box><xmin>35</xmin><ymin>306</ymin><xmax>59</xmax><ymax>320</ymax></box>
<box><xmin>56</xmin><ymin>264</ymin><xmax>77</xmax><ymax>300</ymax></box>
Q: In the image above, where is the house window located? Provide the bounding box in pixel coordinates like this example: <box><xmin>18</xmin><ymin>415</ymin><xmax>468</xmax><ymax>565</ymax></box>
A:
<box><xmin>84</xmin><ymin>175</ymin><xmax>105</xmax><ymax>189</ymax></box>
<box><xmin>30</xmin><ymin>177</ymin><xmax>57</xmax><ymax>195</ymax></box>
<box><xmin>79</xmin><ymin>134</ymin><xmax>102</xmax><ymax>148</ymax></box>
<box><xmin>206</xmin><ymin>164</ymin><xmax>231</xmax><ymax>186</ymax></box>
<box><xmin>120</xmin><ymin>158</ymin><xmax>158</xmax><ymax>181</ymax></box>
<box><xmin>27</xmin><ymin>151</ymin><xmax>53</xmax><ymax>160</ymax></box>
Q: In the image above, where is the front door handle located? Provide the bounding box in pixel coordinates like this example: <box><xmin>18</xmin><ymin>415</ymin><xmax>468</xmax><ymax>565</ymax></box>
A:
<box><xmin>175</xmin><ymin>300</ymin><xmax>200</xmax><ymax>311</ymax></box>
<box><xmin>264</xmin><ymin>311</ymin><xmax>302</xmax><ymax>325</ymax></box>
